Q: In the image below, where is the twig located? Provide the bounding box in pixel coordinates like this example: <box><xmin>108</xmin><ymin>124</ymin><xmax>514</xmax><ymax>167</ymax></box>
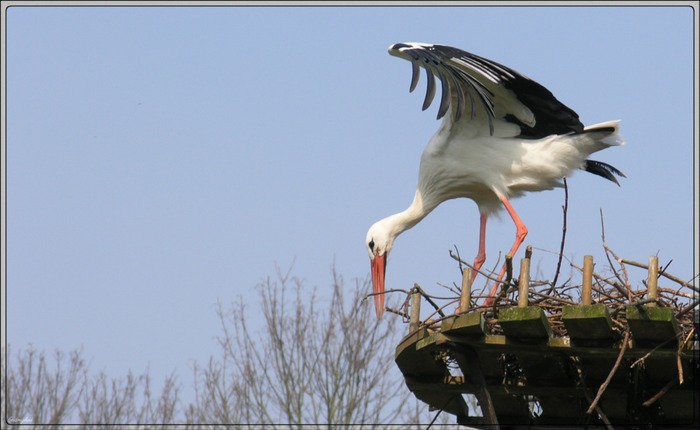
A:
<box><xmin>675</xmin><ymin>327</ymin><xmax>695</xmax><ymax>385</ymax></box>
<box><xmin>642</xmin><ymin>379</ymin><xmax>677</xmax><ymax>407</ymax></box>
<box><xmin>618</xmin><ymin>258</ymin><xmax>700</xmax><ymax>293</ymax></box>
<box><xmin>436</xmin><ymin>282</ymin><xmax>462</xmax><ymax>297</ymax></box>
<box><xmin>587</xmin><ymin>330</ymin><xmax>631</xmax><ymax>414</ymax></box>
<box><xmin>413</xmin><ymin>284</ymin><xmax>447</xmax><ymax>317</ymax></box>
<box><xmin>385</xmin><ymin>307</ymin><xmax>410</xmax><ymax>319</ymax></box>
<box><xmin>676</xmin><ymin>303</ymin><xmax>698</xmax><ymax>319</ymax></box>
<box><xmin>528</xmin><ymin>290</ymin><xmax>578</xmax><ymax>306</ymax></box>
<box><xmin>449</xmin><ymin>249</ymin><xmax>501</xmax><ymax>283</ymax></box>
<box><xmin>679</xmin><ymin>326</ymin><xmax>695</xmax><ymax>351</ymax></box>
<box><xmin>630</xmin><ymin>331</ymin><xmax>683</xmax><ymax>368</ymax></box>
<box><xmin>505</xmin><ymin>254</ymin><xmax>513</xmax><ymax>287</ymax></box>
<box><xmin>599</xmin><ymin>209</ymin><xmax>631</xmax><ymax>301</ymax></box>
<box><xmin>422</xmin><ymin>299</ymin><xmax>460</xmax><ymax>324</ymax></box>
<box><xmin>425</xmin><ymin>396</ymin><xmax>451</xmax><ymax>430</ymax></box>
<box><xmin>571</xmin><ymin>262</ymin><xmax>630</xmax><ymax>300</ymax></box>
<box><xmin>627</xmin><ymin>297</ymin><xmax>662</xmax><ymax>308</ymax></box>
<box><xmin>362</xmin><ymin>288</ymin><xmax>411</xmax><ymax>305</ymax></box>
<box><xmin>609</xmin><ymin>317</ymin><xmax>627</xmax><ymax>331</ymax></box>
<box><xmin>551</xmin><ymin>177</ymin><xmax>568</xmax><ymax>290</ymax></box>
<box><xmin>578</xmin><ymin>364</ymin><xmax>615</xmax><ymax>429</ymax></box>
<box><xmin>452</xmin><ymin>245</ymin><xmax>464</xmax><ymax>273</ymax></box>
<box><xmin>491</xmin><ymin>255</ymin><xmax>514</xmax><ymax>315</ymax></box>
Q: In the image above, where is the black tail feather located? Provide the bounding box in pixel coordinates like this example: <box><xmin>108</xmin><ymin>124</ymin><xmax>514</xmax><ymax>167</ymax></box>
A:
<box><xmin>584</xmin><ymin>160</ymin><xmax>626</xmax><ymax>186</ymax></box>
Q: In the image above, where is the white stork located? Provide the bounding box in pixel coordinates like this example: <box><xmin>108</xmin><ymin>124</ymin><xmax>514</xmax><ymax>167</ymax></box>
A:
<box><xmin>366</xmin><ymin>43</ymin><xmax>625</xmax><ymax>318</ymax></box>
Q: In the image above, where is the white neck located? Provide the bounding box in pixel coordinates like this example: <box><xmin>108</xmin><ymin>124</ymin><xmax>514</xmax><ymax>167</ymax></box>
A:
<box><xmin>383</xmin><ymin>190</ymin><xmax>432</xmax><ymax>238</ymax></box>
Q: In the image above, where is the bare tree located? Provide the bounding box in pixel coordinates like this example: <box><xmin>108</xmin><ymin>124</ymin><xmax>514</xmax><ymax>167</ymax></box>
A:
<box><xmin>184</xmin><ymin>266</ymin><xmax>428</xmax><ymax>427</ymax></box>
<box><xmin>77</xmin><ymin>367</ymin><xmax>179</xmax><ymax>425</ymax></box>
<box><xmin>4</xmin><ymin>345</ymin><xmax>85</xmax><ymax>426</ymax></box>
<box><xmin>3</xmin><ymin>345</ymin><xmax>179</xmax><ymax>428</ymax></box>
<box><xmin>4</xmin><ymin>267</ymin><xmax>448</xmax><ymax>428</ymax></box>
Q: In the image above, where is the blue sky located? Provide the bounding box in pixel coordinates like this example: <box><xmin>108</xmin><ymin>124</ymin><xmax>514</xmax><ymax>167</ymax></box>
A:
<box><xmin>4</xmin><ymin>3</ymin><xmax>697</xmax><ymax>420</ymax></box>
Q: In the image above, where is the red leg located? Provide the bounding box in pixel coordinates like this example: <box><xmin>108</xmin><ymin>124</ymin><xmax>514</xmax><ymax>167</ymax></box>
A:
<box><xmin>483</xmin><ymin>195</ymin><xmax>528</xmax><ymax>305</ymax></box>
<box><xmin>472</xmin><ymin>212</ymin><xmax>488</xmax><ymax>273</ymax></box>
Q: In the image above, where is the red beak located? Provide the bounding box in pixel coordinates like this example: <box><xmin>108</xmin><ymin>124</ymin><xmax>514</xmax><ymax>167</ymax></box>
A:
<box><xmin>371</xmin><ymin>254</ymin><xmax>387</xmax><ymax>318</ymax></box>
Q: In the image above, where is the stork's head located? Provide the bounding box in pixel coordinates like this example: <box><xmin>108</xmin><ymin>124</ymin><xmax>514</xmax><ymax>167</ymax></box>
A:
<box><xmin>365</xmin><ymin>220</ymin><xmax>396</xmax><ymax>319</ymax></box>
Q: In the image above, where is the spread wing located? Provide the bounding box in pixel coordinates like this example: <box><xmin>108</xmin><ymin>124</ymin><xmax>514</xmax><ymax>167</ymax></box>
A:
<box><xmin>388</xmin><ymin>43</ymin><xmax>584</xmax><ymax>139</ymax></box>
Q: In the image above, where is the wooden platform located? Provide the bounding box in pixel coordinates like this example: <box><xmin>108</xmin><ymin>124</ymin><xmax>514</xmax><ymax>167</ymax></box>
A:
<box><xmin>394</xmin><ymin>304</ymin><xmax>698</xmax><ymax>427</ymax></box>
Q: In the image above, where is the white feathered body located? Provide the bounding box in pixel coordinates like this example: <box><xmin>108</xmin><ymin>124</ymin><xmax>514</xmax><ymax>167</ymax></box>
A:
<box><xmin>417</xmin><ymin>113</ymin><xmax>624</xmax><ymax>216</ymax></box>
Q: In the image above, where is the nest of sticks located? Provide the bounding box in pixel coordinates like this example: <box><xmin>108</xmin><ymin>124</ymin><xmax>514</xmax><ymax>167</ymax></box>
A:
<box><xmin>387</xmin><ymin>245</ymin><xmax>696</xmax><ymax>344</ymax></box>
<box><xmin>471</xmin><ymin>248</ymin><xmax>696</xmax><ymax>341</ymax></box>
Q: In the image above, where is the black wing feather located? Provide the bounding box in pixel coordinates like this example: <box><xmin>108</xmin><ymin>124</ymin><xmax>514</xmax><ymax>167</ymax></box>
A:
<box><xmin>422</xmin><ymin>65</ymin><xmax>436</xmax><ymax>111</ymax></box>
<box><xmin>389</xmin><ymin>43</ymin><xmax>584</xmax><ymax>139</ymax></box>
<box><xmin>584</xmin><ymin>160</ymin><xmax>626</xmax><ymax>186</ymax></box>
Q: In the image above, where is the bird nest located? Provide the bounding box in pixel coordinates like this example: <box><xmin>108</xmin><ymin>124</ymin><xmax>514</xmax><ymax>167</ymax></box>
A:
<box><xmin>482</xmin><ymin>251</ymin><xmax>697</xmax><ymax>342</ymax></box>
<box><xmin>385</xmin><ymin>238</ymin><xmax>697</xmax><ymax>346</ymax></box>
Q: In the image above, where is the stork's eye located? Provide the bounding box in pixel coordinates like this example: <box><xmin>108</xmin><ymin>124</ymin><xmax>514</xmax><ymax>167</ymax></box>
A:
<box><xmin>369</xmin><ymin>239</ymin><xmax>375</xmax><ymax>251</ymax></box>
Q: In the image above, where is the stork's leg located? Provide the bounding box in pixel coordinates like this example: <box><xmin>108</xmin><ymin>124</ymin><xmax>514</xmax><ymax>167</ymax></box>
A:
<box><xmin>472</xmin><ymin>212</ymin><xmax>488</xmax><ymax>273</ymax></box>
<box><xmin>483</xmin><ymin>195</ymin><xmax>528</xmax><ymax>305</ymax></box>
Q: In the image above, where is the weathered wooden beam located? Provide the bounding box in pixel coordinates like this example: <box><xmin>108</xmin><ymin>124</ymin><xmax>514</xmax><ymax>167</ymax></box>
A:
<box><xmin>626</xmin><ymin>304</ymin><xmax>680</xmax><ymax>347</ymax></box>
<box><xmin>441</xmin><ymin>312</ymin><xmax>486</xmax><ymax>336</ymax></box>
<box><xmin>458</xmin><ymin>267</ymin><xmax>473</xmax><ymax>314</ymax></box>
<box><xmin>409</xmin><ymin>287</ymin><xmax>421</xmax><ymax>334</ymax></box>
<box><xmin>647</xmin><ymin>255</ymin><xmax>659</xmax><ymax>306</ymax></box>
<box><xmin>517</xmin><ymin>257</ymin><xmax>531</xmax><ymax>307</ymax></box>
<box><xmin>499</xmin><ymin>306</ymin><xmax>552</xmax><ymax>339</ymax></box>
<box><xmin>450</xmin><ymin>346</ymin><xmax>499</xmax><ymax>426</ymax></box>
<box><xmin>582</xmin><ymin>255</ymin><xmax>594</xmax><ymax>305</ymax></box>
<box><xmin>562</xmin><ymin>304</ymin><xmax>616</xmax><ymax>344</ymax></box>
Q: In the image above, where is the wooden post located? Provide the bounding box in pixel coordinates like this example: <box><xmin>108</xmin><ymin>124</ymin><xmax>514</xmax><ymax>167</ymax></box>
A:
<box><xmin>517</xmin><ymin>257</ymin><xmax>531</xmax><ymax>307</ymax></box>
<box><xmin>458</xmin><ymin>268</ymin><xmax>472</xmax><ymax>314</ymax></box>
<box><xmin>453</xmin><ymin>346</ymin><xmax>499</xmax><ymax>426</ymax></box>
<box><xmin>582</xmin><ymin>255</ymin><xmax>593</xmax><ymax>305</ymax></box>
<box><xmin>409</xmin><ymin>286</ymin><xmax>421</xmax><ymax>333</ymax></box>
<box><xmin>647</xmin><ymin>256</ymin><xmax>658</xmax><ymax>306</ymax></box>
